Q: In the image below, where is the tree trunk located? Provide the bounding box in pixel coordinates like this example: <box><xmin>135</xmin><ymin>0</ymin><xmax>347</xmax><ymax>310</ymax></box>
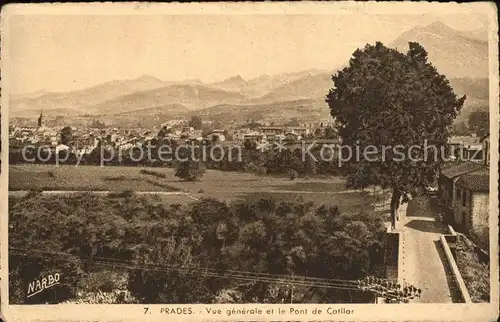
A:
<box><xmin>390</xmin><ymin>188</ymin><xmax>402</xmax><ymax>230</ymax></box>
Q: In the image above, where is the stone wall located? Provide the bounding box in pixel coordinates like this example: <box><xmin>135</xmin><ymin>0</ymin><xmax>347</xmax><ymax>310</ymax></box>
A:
<box><xmin>471</xmin><ymin>192</ymin><xmax>489</xmax><ymax>249</ymax></box>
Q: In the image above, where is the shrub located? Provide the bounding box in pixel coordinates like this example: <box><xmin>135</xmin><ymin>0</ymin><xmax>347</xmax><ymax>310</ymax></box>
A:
<box><xmin>139</xmin><ymin>169</ymin><xmax>167</xmax><ymax>179</ymax></box>
<box><xmin>256</xmin><ymin>166</ymin><xmax>267</xmax><ymax>176</ymax></box>
<box><xmin>108</xmin><ymin>190</ymin><xmax>134</xmax><ymax>198</ymax></box>
<box><xmin>104</xmin><ymin>175</ymin><xmax>127</xmax><ymax>181</ymax></box>
<box><xmin>175</xmin><ymin>161</ymin><xmax>206</xmax><ymax>182</ymax></box>
<box><xmin>245</xmin><ymin>162</ymin><xmax>267</xmax><ymax>176</ymax></box>
<box><xmin>26</xmin><ymin>188</ymin><xmax>43</xmax><ymax>198</ymax></box>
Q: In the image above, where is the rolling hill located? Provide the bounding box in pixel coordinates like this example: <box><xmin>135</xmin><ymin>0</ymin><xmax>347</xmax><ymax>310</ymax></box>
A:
<box><xmin>108</xmin><ymin>104</ymin><xmax>189</xmax><ymax>117</ymax></box>
<box><xmin>9</xmin><ymin>75</ymin><xmax>167</xmax><ymax>117</ymax></box>
<box><xmin>210</xmin><ymin>69</ymin><xmax>333</xmax><ymax>99</ymax></box>
<box><xmin>449</xmin><ymin>77</ymin><xmax>489</xmax><ymax>101</ymax></box>
<box><xmin>448</xmin><ymin>77</ymin><xmax>489</xmax><ymax>123</ymax></box>
<box><xmin>9</xmin><ymin>21</ymin><xmax>489</xmax><ymax>126</ymax></box>
<box><xmin>255</xmin><ymin>72</ymin><xmax>333</xmax><ymax>103</ymax></box>
<box><xmin>391</xmin><ymin>21</ymin><xmax>488</xmax><ymax>79</ymax></box>
<box><xmin>86</xmin><ymin>84</ymin><xmax>247</xmax><ymax>115</ymax></box>
<box><xmin>191</xmin><ymin>99</ymin><xmax>330</xmax><ymax>123</ymax></box>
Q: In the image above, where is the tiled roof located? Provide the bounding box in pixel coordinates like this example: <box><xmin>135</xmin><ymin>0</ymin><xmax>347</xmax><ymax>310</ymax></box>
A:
<box><xmin>448</xmin><ymin>136</ymin><xmax>481</xmax><ymax>146</ymax></box>
<box><xmin>456</xmin><ymin>168</ymin><xmax>489</xmax><ymax>192</ymax></box>
<box><xmin>440</xmin><ymin>162</ymin><xmax>484</xmax><ymax>178</ymax></box>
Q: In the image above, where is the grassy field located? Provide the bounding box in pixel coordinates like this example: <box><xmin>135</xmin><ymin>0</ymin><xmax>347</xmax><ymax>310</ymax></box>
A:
<box><xmin>9</xmin><ymin>164</ymin><xmax>385</xmax><ymax>214</ymax></box>
<box><xmin>9</xmin><ymin>165</ymin><xmax>179</xmax><ymax>192</ymax></box>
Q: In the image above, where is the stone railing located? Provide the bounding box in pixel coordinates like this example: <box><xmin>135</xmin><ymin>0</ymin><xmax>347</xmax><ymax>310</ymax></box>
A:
<box><xmin>439</xmin><ymin>230</ymin><xmax>472</xmax><ymax>303</ymax></box>
<box><xmin>385</xmin><ymin>224</ymin><xmax>401</xmax><ymax>283</ymax></box>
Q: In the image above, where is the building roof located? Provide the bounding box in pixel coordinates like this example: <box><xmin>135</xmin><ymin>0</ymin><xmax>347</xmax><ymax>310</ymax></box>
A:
<box><xmin>244</xmin><ymin>131</ymin><xmax>264</xmax><ymax>137</ymax></box>
<box><xmin>448</xmin><ymin>136</ymin><xmax>481</xmax><ymax>146</ymax></box>
<box><xmin>440</xmin><ymin>162</ymin><xmax>484</xmax><ymax>178</ymax></box>
<box><xmin>311</xmin><ymin>138</ymin><xmax>341</xmax><ymax>144</ymax></box>
<box><xmin>456</xmin><ymin>168</ymin><xmax>489</xmax><ymax>192</ymax></box>
<box><xmin>260</xmin><ymin>126</ymin><xmax>284</xmax><ymax>130</ymax></box>
<box><xmin>464</xmin><ymin>144</ymin><xmax>483</xmax><ymax>150</ymax></box>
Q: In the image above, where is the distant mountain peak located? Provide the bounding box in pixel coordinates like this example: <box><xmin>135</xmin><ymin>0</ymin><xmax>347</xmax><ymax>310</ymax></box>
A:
<box><xmin>413</xmin><ymin>21</ymin><xmax>486</xmax><ymax>42</ymax></box>
<box><xmin>135</xmin><ymin>74</ymin><xmax>164</xmax><ymax>83</ymax></box>
<box><xmin>212</xmin><ymin>74</ymin><xmax>247</xmax><ymax>87</ymax></box>
<box><xmin>424</xmin><ymin>21</ymin><xmax>449</xmax><ymax>31</ymax></box>
<box><xmin>226</xmin><ymin>75</ymin><xmax>246</xmax><ymax>83</ymax></box>
<box><xmin>390</xmin><ymin>20</ymin><xmax>488</xmax><ymax>79</ymax></box>
<box><xmin>254</xmin><ymin>74</ymin><xmax>271</xmax><ymax>80</ymax></box>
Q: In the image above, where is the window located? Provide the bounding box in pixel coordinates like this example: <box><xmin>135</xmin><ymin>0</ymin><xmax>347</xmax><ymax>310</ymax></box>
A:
<box><xmin>462</xmin><ymin>190</ymin><xmax>467</xmax><ymax>207</ymax></box>
<box><xmin>456</xmin><ymin>189</ymin><xmax>461</xmax><ymax>201</ymax></box>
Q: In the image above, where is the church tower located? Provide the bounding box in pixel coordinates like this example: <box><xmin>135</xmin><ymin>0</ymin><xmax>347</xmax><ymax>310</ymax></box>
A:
<box><xmin>37</xmin><ymin>110</ymin><xmax>45</xmax><ymax>128</ymax></box>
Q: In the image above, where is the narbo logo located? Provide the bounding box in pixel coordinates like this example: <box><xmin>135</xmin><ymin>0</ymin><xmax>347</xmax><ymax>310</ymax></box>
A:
<box><xmin>27</xmin><ymin>273</ymin><xmax>60</xmax><ymax>298</ymax></box>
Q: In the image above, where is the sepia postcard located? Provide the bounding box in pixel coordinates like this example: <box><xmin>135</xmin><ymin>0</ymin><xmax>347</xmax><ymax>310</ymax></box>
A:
<box><xmin>0</xmin><ymin>2</ymin><xmax>499</xmax><ymax>321</ymax></box>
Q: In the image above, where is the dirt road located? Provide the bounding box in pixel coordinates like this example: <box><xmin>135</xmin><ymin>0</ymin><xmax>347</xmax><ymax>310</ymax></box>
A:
<box><xmin>399</xmin><ymin>197</ymin><xmax>455</xmax><ymax>303</ymax></box>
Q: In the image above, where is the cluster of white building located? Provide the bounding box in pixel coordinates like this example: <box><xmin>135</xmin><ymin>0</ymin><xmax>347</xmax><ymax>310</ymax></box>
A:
<box><xmin>9</xmin><ymin>113</ymin><xmax>337</xmax><ymax>157</ymax></box>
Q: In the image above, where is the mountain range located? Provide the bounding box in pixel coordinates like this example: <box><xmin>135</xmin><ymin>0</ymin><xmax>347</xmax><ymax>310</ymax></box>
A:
<box><xmin>10</xmin><ymin>22</ymin><xmax>489</xmax><ymax>126</ymax></box>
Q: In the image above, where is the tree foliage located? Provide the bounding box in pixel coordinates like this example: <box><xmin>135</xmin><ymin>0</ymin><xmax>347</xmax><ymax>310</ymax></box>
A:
<box><xmin>452</xmin><ymin>121</ymin><xmax>470</xmax><ymax>136</ymax></box>
<box><xmin>468</xmin><ymin>111</ymin><xmax>489</xmax><ymax>137</ymax></box>
<box><xmin>9</xmin><ymin>193</ymin><xmax>386</xmax><ymax>304</ymax></box>
<box><xmin>188</xmin><ymin>116</ymin><xmax>203</xmax><ymax>130</ymax></box>
<box><xmin>175</xmin><ymin>161</ymin><xmax>206</xmax><ymax>182</ymax></box>
<box><xmin>90</xmin><ymin>119</ymin><xmax>106</xmax><ymax>129</ymax></box>
<box><xmin>326</xmin><ymin>42</ymin><xmax>465</xmax><ymax>228</ymax></box>
<box><xmin>60</xmin><ymin>126</ymin><xmax>73</xmax><ymax>145</ymax></box>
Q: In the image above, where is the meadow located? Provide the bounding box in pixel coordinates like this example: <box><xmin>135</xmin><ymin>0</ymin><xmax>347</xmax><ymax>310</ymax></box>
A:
<box><xmin>9</xmin><ymin>164</ymin><xmax>386</xmax><ymax>215</ymax></box>
<box><xmin>9</xmin><ymin>164</ymin><xmax>179</xmax><ymax>192</ymax></box>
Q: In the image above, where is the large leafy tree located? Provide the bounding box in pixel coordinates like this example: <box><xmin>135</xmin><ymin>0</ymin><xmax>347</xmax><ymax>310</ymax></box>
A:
<box><xmin>326</xmin><ymin>42</ymin><xmax>465</xmax><ymax>229</ymax></box>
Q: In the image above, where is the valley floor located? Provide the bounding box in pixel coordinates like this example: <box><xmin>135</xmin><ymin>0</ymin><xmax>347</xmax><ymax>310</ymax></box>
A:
<box><xmin>9</xmin><ymin>164</ymin><xmax>385</xmax><ymax>214</ymax></box>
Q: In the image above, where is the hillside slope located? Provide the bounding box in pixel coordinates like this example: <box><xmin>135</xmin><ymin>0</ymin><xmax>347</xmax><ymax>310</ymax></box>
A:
<box><xmin>391</xmin><ymin>21</ymin><xmax>488</xmax><ymax>79</ymax></box>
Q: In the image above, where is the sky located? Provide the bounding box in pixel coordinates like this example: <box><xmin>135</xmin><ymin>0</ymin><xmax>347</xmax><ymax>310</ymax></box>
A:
<box><xmin>8</xmin><ymin>13</ymin><xmax>488</xmax><ymax>94</ymax></box>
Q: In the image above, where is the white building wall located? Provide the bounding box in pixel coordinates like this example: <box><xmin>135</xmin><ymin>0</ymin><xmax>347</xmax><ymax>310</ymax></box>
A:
<box><xmin>471</xmin><ymin>193</ymin><xmax>489</xmax><ymax>247</ymax></box>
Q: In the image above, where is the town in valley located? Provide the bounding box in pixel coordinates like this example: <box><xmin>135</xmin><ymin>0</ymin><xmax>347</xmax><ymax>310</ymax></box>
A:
<box><xmin>3</xmin><ymin>12</ymin><xmax>493</xmax><ymax>309</ymax></box>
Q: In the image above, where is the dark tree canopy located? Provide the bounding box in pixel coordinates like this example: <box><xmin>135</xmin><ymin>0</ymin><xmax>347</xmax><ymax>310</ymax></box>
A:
<box><xmin>90</xmin><ymin>119</ymin><xmax>106</xmax><ymax>129</ymax></box>
<box><xmin>188</xmin><ymin>116</ymin><xmax>203</xmax><ymax>130</ymax></box>
<box><xmin>243</xmin><ymin>139</ymin><xmax>257</xmax><ymax>150</ymax></box>
<box><xmin>326</xmin><ymin>42</ymin><xmax>465</xmax><ymax>228</ymax></box>
<box><xmin>468</xmin><ymin>110</ymin><xmax>489</xmax><ymax>137</ymax></box>
<box><xmin>452</xmin><ymin>121</ymin><xmax>470</xmax><ymax>136</ymax></box>
<box><xmin>10</xmin><ymin>193</ymin><xmax>385</xmax><ymax>304</ymax></box>
<box><xmin>175</xmin><ymin>160</ymin><xmax>206</xmax><ymax>182</ymax></box>
<box><xmin>60</xmin><ymin>126</ymin><xmax>73</xmax><ymax>145</ymax></box>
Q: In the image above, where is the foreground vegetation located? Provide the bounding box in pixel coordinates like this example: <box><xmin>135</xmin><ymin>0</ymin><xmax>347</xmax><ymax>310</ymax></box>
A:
<box><xmin>9</xmin><ymin>192</ymin><xmax>386</xmax><ymax>304</ymax></box>
<box><xmin>452</xmin><ymin>234</ymin><xmax>490</xmax><ymax>303</ymax></box>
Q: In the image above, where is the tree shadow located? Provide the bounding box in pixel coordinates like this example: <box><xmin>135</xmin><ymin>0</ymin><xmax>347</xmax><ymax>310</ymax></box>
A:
<box><xmin>144</xmin><ymin>179</ymin><xmax>180</xmax><ymax>191</ymax></box>
<box><xmin>406</xmin><ymin>198</ymin><xmax>435</xmax><ymax>219</ymax></box>
<box><xmin>433</xmin><ymin>240</ymin><xmax>463</xmax><ymax>303</ymax></box>
<box><xmin>405</xmin><ymin>219</ymin><xmax>446</xmax><ymax>234</ymax></box>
